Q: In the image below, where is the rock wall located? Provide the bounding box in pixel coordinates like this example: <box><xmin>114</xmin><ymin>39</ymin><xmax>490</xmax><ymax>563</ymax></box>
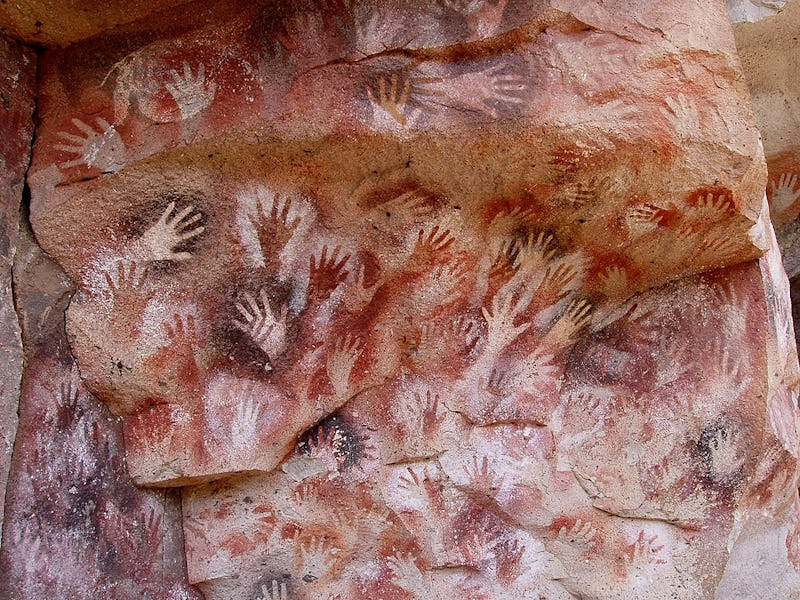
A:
<box><xmin>0</xmin><ymin>1</ymin><xmax>799</xmax><ymax>599</ymax></box>
<box><xmin>0</xmin><ymin>33</ymin><xmax>34</xmax><ymax>547</ymax></box>
<box><xmin>734</xmin><ymin>1</ymin><xmax>800</xmax><ymax>343</ymax></box>
<box><xmin>0</xmin><ymin>214</ymin><xmax>200</xmax><ymax>599</ymax></box>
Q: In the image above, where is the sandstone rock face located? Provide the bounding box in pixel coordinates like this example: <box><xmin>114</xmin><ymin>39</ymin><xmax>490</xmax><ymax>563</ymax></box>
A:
<box><xmin>734</xmin><ymin>2</ymin><xmax>800</xmax><ymax>277</ymax></box>
<box><xmin>0</xmin><ymin>220</ymin><xmax>201</xmax><ymax>599</ymax></box>
<box><xmin>0</xmin><ymin>33</ymin><xmax>35</xmax><ymax>546</ymax></box>
<box><xmin>0</xmin><ymin>0</ymin><xmax>796</xmax><ymax>598</ymax></box>
<box><xmin>0</xmin><ymin>0</ymin><xmax>198</xmax><ymax>47</ymax></box>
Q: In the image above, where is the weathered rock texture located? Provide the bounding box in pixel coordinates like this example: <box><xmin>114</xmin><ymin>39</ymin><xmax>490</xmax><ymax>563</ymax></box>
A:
<box><xmin>0</xmin><ymin>0</ymin><xmax>198</xmax><ymax>47</ymax></box>
<box><xmin>727</xmin><ymin>0</ymin><xmax>791</xmax><ymax>23</ymax></box>
<box><xmin>0</xmin><ymin>33</ymin><xmax>35</xmax><ymax>546</ymax></box>
<box><xmin>734</xmin><ymin>1</ymin><xmax>800</xmax><ymax>275</ymax></box>
<box><xmin>734</xmin><ymin>0</ymin><xmax>800</xmax><ymax>357</ymax></box>
<box><xmin>0</xmin><ymin>214</ymin><xmax>201</xmax><ymax>599</ymax></box>
<box><xmin>0</xmin><ymin>0</ymin><xmax>798</xmax><ymax>598</ymax></box>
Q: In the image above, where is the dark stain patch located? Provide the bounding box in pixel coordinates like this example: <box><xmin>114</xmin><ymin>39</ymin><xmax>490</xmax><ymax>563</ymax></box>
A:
<box><xmin>694</xmin><ymin>421</ymin><xmax>747</xmax><ymax>497</ymax></box>
<box><xmin>297</xmin><ymin>413</ymin><xmax>370</xmax><ymax>471</ymax></box>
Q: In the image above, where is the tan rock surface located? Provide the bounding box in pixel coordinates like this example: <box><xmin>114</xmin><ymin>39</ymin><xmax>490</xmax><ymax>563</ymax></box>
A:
<box><xmin>0</xmin><ymin>0</ymin><xmax>198</xmax><ymax>47</ymax></box>
<box><xmin>734</xmin><ymin>1</ymin><xmax>800</xmax><ymax>274</ymax></box>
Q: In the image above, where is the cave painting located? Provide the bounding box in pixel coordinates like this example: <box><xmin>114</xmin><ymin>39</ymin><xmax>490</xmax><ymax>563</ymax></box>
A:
<box><xmin>60</xmin><ymin>163</ymin><xmax>799</xmax><ymax>598</ymax></box>
<box><xmin>24</xmin><ymin>0</ymin><xmax>800</xmax><ymax>598</ymax></box>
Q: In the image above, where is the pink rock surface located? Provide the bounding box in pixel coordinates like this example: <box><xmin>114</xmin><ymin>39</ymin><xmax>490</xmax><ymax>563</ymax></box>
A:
<box><xmin>5</xmin><ymin>0</ymin><xmax>799</xmax><ymax>598</ymax></box>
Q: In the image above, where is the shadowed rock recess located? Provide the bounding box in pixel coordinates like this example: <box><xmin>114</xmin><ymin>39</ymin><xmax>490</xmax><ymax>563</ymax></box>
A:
<box><xmin>0</xmin><ymin>1</ymin><xmax>799</xmax><ymax>599</ymax></box>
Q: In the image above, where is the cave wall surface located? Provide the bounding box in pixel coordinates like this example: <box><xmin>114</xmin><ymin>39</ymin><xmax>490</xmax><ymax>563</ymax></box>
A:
<box><xmin>0</xmin><ymin>32</ymin><xmax>34</xmax><ymax>547</ymax></box>
<box><xmin>1</xmin><ymin>1</ymin><xmax>799</xmax><ymax>599</ymax></box>
<box><xmin>733</xmin><ymin>1</ymin><xmax>800</xmax><ymax>348</ymax></box>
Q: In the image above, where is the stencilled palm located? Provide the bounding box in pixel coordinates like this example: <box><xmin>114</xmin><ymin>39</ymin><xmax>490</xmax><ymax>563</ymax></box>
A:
<box><xmin>532</xmin><ymin>262</ymin><xmax>579</xmax><ymax>308</ymax></box>
<box><xmin>476</xmin><ymin>65</ymin><xmax>528</xmax><ymax>116</ymax></box>
<box><xmin>694</xmin><ymin>192</ymin><xmax>733</xmax><ymax>218</ymax></box>
<box><xmin>142</xmin><ymin>506</ymin><xmax>164</xmax><ymax>556</ymax></box>
<box><xmin>412</xmin><ymin>390</ymin><xmax>447</xmax><ymax>437</ymax></box>
<box><xmin>368</xmin><ymin>72</ymin><xmax>413</xmax><ymax>125</ymax></box>
<box><xmin>705</xmin><ymin>427</ymin><xmax>745</xmax><ymax>480</ymax></box>
<box><xmin>431</xmin><ymin>63</ymin><xmax>527</xmax><ymax>117</ymax></box>
<box><xmin>163</xmin><ymin>314</ymin><xmax>205</xmax><ymax>374</ymax></box>
<box><xmin>326</xmin><ymin>334</ymin><xmax>363</xmax><ymax>399</ymax></box>
<box><xmin>643</xmin><ymin>457</ymin><xmax>679</xmax><ymax>496</ymax></box>
<box><xmin>599</xmin><ymin>264</ymin><xmax>628</xmax><ymax>299</ymax></box>
<box><xmin>512</xmin><ymin>231</ymin><xmax>557</xmax><ymax>272</ymax></box>
<box><xmin>367</xmin><ymin>72</ymin><xmax>439</xmax><ymax>128</ymax></box>
<box><xmin>248</xmin><ymin>192</ymin><xmax>302</xmax><ymax>270</ymax></box>
<box><xmin>660</xmin><ymin>93</ymin><xmax>700</xmax><ymax>139</ymax></box>
<box><xmin>397</xmin><ymin>465</ymin><xmax>437</xmax><ymax>508</ymax></box>
<box><xmin>449</xmin><ymin>315</ymin><xmax>481</xmax><ymax>351</ymax></box>
<box><xmin>298</xmin><ymin>535</ymin><xmax>340</xmax><ymax>582</ymax></box>
<box><xmin>770</xmin><ymin>172</ymin><xmax>800</xmax><ymax>215</ymax></box>
<box><xmin>463</xmin><ymin>455</ymin><xmax>504</xmax><ymax>493</ymax></box>
<box><xmin>626</xmin><ymin>530</ymin><xmax>666</xmax><ymax>566</ymax></box>
<box><xmin>694</xmin><ymin>228</ymin><xmax>740</xmax><ymax>263</ymax></box>
<box><xmin>544</xmin><ymin>298</ymin><xmax>592</xmax><ymax>344</ymax></box>
<box><xmin>301</xmin><ymin>424</ymin><xmax>345</xmax><ymax>473</ymax></box>
<box><xmin>495</xmin><ymin>538</ymin><xmax>525</xmax><ymax>585</ymax></box>
<box><xmin>559</xmin><ymin>182</ymin><xmax>595</xmax><ymax>206</ymax></box>
<box><xmin>488</xmin><ymin>239</ymin><xmax>520</xmax><ymax>289</ymax></box>
<box><xmin>134</xmin><ymin>201</ymin><xmax>204</xmax><ymax>262</ymax></box>
<box><xmin>371</xmin><ymin>190</ymin><xmax>435</xmax><ymax>228</ymax></box>
<box><xmin>412</xmin><ymin>258</ymin><xmax>470</xmax><ymax>310</ymax></box>
<box><xmin>256</xmin><ymin>580</ymin><xmax>289</xmax><ymax>600</ymax></box>
<box><xmin>480</xmin><ymin>367</ymin><xmax>508</xmax><ymax>396</ymax></box>
<box><xmin>387</xmin><ymin>551</ymin><xmax>432</xmax><ymax>597</ymax></box>
<box><xmin>342</xmin><ymin>265</ymin><xmax>384</xmax><ymax>313</ymax></box>
<box><xmin>104</xmin><ymin>260</ymin><xmax>145</xmax><ymax>298</ymax></box>
<box><xmin>482</xmin><ymin>276</ymin><xmax>537</xmax><ymax>354</ymax></box>
<box><xmin>165</xmin><ymin>61</ymin><xmax>217</xmax><ymax>120</ymax></box>
<box><xmin>231</xmin><ymin>396</ymin><xmax>262</xmax><ymax>450</ymax></box>
<box><xmin>556</xmin><ymin>519</ymin><xmax>597</xmax><ymax>551</ymax></box>
<box><xmin>57</xmin><ymin>367</ymin><xmax>82</xmax><ymax>418</ymax></box>
<box><xmin>103</xmin><ymin>260</ymin><xmax>154</xmax><ymax>321</ymax></box>
<box><xmin>410</xmin><ymin>225</ymin><xmax>456</xmax><ymax>268</ymax></box>
<box><xmin>487</xmin><ymin>206</ymin><xmax>535</xmax><ymax>239</ymax></box>
<box><xmin>711</xmin><ymin>337</ymin><xmax>746</xmax><ymax>392</ymax></box>
<box><xmin>627</xmin><ymin>202</ymin><xmax>671</xmax><ymax>226</ymax></box>
<box><xmin>504</xmin><ymin>347</ymin><xmax>559</xmax><ymax>395</ymax></box>
<box><xmin>233</xmin><ymin>289</ymin><xmax>288</xmax><ymax>368</ymax></box>
<box><xmin>54</xmin><ymin>116</ymin><xmax>126</xmax><ymax>172</ymax></box>
<box><xmin>308</xmin><ymin>245</ymin><xmax>350</xmax><ymax>302</ymax></box>
<box><xmin>415</xmin><ymin>315</ymin><xmax>480</xmax><ymax>365</ymax></box>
